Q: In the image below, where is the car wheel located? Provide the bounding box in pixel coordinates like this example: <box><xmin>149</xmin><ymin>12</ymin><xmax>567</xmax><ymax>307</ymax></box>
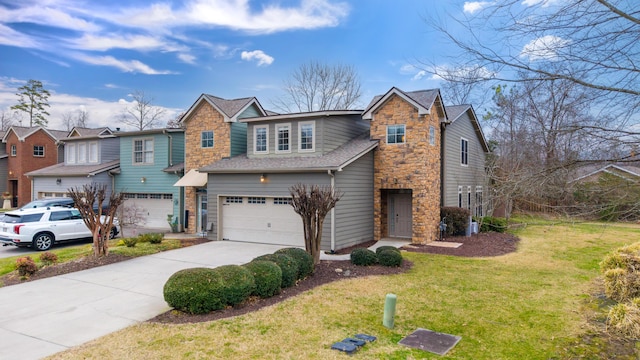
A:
<box><xmin>33</xmin><ymin>232</ymin><xmax>54</xmax><ymax>251</ymax></box>
<box><xmin>109</xmin><ymin>227</ymin><xmax>117</xmax><ymax>239</ymax></box>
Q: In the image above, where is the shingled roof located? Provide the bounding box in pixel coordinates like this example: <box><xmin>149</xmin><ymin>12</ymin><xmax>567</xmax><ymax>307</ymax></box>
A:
<box><xmin>181</xmin><ymin>94</ymin><xmax>267</xmax><ymax>123</ymax></box>
<box><xmin>363</xmin><ymin>87</ymin><xmax>443</xmax><ymax>120</ymax></box>
<box><xmin>200</xmin><ymin>135</ymin><xmax>378</xmax><ymax>173</ymax></box>
<box><xmin>25</xmin><ymin>159</ymin><xmax>120</xmax><ymax>177</ymax></box>
<box><xmin>1</xmin><ymin>126</ymin><xmax>68</xmax><ymax>143</ymax></box>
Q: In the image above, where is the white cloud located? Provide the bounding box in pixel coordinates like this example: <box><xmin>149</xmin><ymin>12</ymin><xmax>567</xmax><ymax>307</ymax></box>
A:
<box><xmin>69</xmin><ymin>53</ymin><xmax>176</xmax><ymax>74</ymax></box>
<box><xmin>0</xmin><ymin>24</ymin><xmax>40</xmax><ymax>48</ymax></box>
<box><xmin>67</xmin><ymin>33</ymin><xmax>188</xmax><ymax>52</ymax></box>
<box><xmin>0</xmin><ymin>4</ymin><xmax>101</xmax><ymax>32</ymax></box>
<box><xmin>520</xmin><ymin>35</ymin><xmax>570</xmax><ymax>61</ymax></box>
<box><xmin>521</xmin><ymin>0</ymin><xmax>563</xmax><ymax>7</ymax></box>
<box><xmin>0</xmin><ymin>78</ymin><xmax>179</xmax><ymax>130</ymax></box>
<box><xmin>241</xmin><ymin>50</ymin><xmax>274</xmax><ymax>66</ymax></box>
<box><xmin>178</xmin><ymin>53</ymin><xmax>197</xmax><ymax>64</ymax></box>
<box><xmin>463</xmin><ymin>2</ymin><xmax>492</xmax><ymax>14</ymax></box>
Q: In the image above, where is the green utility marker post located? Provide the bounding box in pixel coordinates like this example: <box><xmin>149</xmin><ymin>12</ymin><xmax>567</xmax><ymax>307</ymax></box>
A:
<box><xmin>383</xmin><ymin>293</ymin><xmax>397</xmax><ymax>329</ymax></box>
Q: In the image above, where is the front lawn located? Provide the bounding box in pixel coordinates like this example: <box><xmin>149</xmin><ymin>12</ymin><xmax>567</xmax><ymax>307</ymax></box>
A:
<box><xmin>48</xmin><ymin>221</ymin><xmax>639</xmax><ymax>359</ymax></box>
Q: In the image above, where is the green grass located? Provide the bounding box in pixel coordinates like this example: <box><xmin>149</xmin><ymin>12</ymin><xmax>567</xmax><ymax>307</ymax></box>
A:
<box><xmin>0</xmin><ymin>238</ymin><xmax>183</xmax><ymax>278</ymax></box>
<box><xmin>45</xmin><ymin>220</ymin><xmax>640</xmax><ymax>359</ymax></box>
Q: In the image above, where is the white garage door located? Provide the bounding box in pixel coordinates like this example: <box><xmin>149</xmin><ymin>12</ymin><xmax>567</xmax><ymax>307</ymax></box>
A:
<box><xmin>124</xmin><ymin>195</ymin><xmax>173</xmax><ymax>229</ymax></box>
<box><xmin>221</xmin><ymin>196</ymin><xmax>304</xmax><ymax>247</ymax></box>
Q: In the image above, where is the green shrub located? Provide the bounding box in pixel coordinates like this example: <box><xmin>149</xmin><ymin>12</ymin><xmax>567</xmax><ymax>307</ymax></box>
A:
<box><xmin>214</xmin><ymin>265</ymin><xmax>255</xmax><ymax>306</ymax></box>
<box><xmin>39</xmin><ymin>251</ymin><xmax>58</xmax><ymax>266</ymax></box>
<box><xmin>244</xmin><ymin>260</ymin><xmax>282</xmax><ymax>298</ymax></box>
<box><xmin>275</xmin><ymin>247</ymin><xmax>314</xmax><ymax>279</ymax></box>
<box><xmin>254</xmin><ymin>253</ymin><xmax>298</xmax><ymax>288</ymax></box>
<box><xmin>477</xmin><ymin>216</ymin><xmax>508</xmax><ymax>233</ymax></box>
<box><xmin>163</xmin><ymin>268</ymin><xmax>225</xmax><ymax>314</ymax></box>
<box><xmin>375</xmin><ymin>246</ymin><xmax>400</xmax><ymax>256</ymax></box>
<box><xmin>378</xmin><ymin>249</ymin><xmax>403</xmax><ymax>267</ymax></box>
<box><xmin>122</xmin><ymin>237</ymin><xmax>137</xmax><ymax>247</ymax></box>
<box><xmin>138</xmin><ymin>233</ymin><xmax>163</xmax><ymax>244</ymax></box>
<box><xmin>16</xmin><ymin>256</ymin><xmax>38</xmax><ymax>277</ymax></box>
<box><xmin>350</xmin><ymin>248</ymin><xmax>377</xmax><ymax>266</ymax></box>
<box><xmin>440</xmin><ymin>207</ymin><xmax>471</xmax><ymax>236</ymax></box>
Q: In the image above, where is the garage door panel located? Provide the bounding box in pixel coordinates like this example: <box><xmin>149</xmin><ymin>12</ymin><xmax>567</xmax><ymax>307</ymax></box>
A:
<box><xmin>125</xmin><ymin>198</ymin><xmax>172</xmax><ymax>229</ymax></box>
<box><xmin>221</xmin><ymin>197</ymin><xmax>304</xmax><ymax>247</ymax></box>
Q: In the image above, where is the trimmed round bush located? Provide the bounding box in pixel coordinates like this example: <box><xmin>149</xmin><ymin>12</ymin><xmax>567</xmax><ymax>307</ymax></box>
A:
<box><xmin>350</xmin><ymin>248</ymin><xmax>377</xmax><ymax>266</ymax></box>
<box><xmin>378</xmin><ymin>249</ymin><xmax>403</xmax><ymax>267</ymax></box>
<box><xmin>214</xmin><ymin>265</ymin><xmax>256</xmax><ymax>306</ymax></box>
<box><xmin>275</xmin><ymin>247</ymin><xmax>314</xmax><ymax>279</ymax></box>
<box><xmin>254</xmin><ymin>253</ymin><xmax>299</xmax><ymax>288</ymax></box>
<box><xmin>243</xmin><ymin>260</ymin><xmax>282</xmax><ymax>298</ymax></box>
<box><xmin>163</xmin><ymin>267</ymin><xmax>225</xmax><ymax>314</ymax></box>
<box><xmin>375</xmin><ymin>246</ymin><xmax>401</xmax><ymax>256</ymax></box>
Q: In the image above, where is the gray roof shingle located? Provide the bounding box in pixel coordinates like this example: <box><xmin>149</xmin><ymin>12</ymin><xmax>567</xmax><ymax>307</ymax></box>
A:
<box><xmin>365</xmin><ymin>88</ymin><xmax>440</xmax><ymax>114</ymax></box>
<box><xmin>25</xmin><ymin>159</ymin><xmax>120</xmax><ymax>177</ymax></box>
<box><xmin>204</xmin><ymin>95</ymin><xmax>256</xmax><ymax>119</ymax></box>
<box><xmin>200</xmin><ymin>136</ymin><xmax>379</xmax><ymax>173</ymax></box>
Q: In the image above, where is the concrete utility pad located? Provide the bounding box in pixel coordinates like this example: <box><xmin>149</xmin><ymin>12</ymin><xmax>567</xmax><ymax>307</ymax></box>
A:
<box><xmin>424</xmin><ymin>241</ymin><xmax>462</xmax><ymax>248</ymax></box>
<box><xmin>399</xmin><ymin>328</ymin><xmax>461</xmax><ymax>356</ymax></box>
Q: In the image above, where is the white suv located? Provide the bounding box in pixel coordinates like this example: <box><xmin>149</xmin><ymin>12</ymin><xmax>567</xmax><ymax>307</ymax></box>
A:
<box><xmin>0</xmin><ymin>207</ymin><xmax>119</xmax><ymax>251</ymax></box>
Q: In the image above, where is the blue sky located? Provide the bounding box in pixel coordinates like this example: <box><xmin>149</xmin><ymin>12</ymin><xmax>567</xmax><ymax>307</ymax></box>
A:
<box><xmin>0</xmin><ymin>0</ymin><xmax>540</xmax><ymax>130</ymax></box>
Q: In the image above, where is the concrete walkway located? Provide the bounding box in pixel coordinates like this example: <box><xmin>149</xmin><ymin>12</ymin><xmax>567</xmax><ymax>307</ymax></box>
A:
<box><xmin>0</xmin><ymin>236</ymin><xmax>409</xmax><ymax>360</ymax></box>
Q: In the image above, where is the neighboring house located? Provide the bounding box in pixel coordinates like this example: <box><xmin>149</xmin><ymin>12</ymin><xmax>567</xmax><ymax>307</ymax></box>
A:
<box><xmin>188</xmin><ymin>87</ymin><xmax>489</xmax><ymax>251</ymax></box>
<box><xmin>175</xmin><ymin>95</ymin><xmax>267</xmax><ymax>234</ymax></box>
<box><xmin>0</xmin><ymin>130</ymin><xmax>7</xmax><ymax>196</ymax></box>
<box><xmin>114</xmin><ymin>128</ymin><xmax>185</xmax><ymax>229</ymax></box>
<box><xmin>572</xmin><ymin>163</ymin><xmax>640</xmax><ymax>184</ymax></box>
<box><xmin>2</xmin><ymin>126</ymin><xmax>68</xmax><ymax>207</ymax></box>
<box><xmin>25</xmin><ymin>127</ymin><xmax>120</xmax><ymax>201</ymax></box>
<box><xmin>441</xmin><ymin>104</ymin><xmax>490</xmax><ymax>217</ymax></box>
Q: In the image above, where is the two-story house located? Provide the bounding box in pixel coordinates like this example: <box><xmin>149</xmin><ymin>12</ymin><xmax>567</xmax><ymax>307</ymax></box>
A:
<box><xmin>175</xmin><ymin>95</ymin><xmax>267</xmax><ymax>234</ymax></box>
<box><xmin>3</xmin><ymin>126</ymin><xmax>68</xmax><ymax>207</ymax></box>
<box><xmin>177</xmin><ymin>87</ymin><xmax>489</xmax><ymax>251</ymax></box>
<box><xmin>114</xmin><ymin>128</ymin><xmax>185</xmax><ymax>229</ymax></box>
<box><xmin>26</xmin><ymin>127</ymin><xmax>120</xmax><ymax>201</ymax></box>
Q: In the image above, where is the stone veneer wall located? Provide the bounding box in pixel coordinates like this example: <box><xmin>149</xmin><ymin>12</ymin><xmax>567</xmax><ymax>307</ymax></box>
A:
<box><xmin>184</xmin><ymin>102</ymin><xmax>232</xmax><ymax>233</ymax></box>
<box><xmin>370</xmin><ymin>94</ymin><xmax>442</xmax><ymax>244</ymax></box>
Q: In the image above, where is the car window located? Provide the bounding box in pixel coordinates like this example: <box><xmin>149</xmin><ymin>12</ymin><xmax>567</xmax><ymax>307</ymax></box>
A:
<box><xmin>50</xmin><ymin>211</ymin><xmax>72</xmax><ymax>221</ymax></box>
<box><xmin>3</xmin><ymin>214</ymin><xmax>22</xmax><ymax>223</ymax></box>
<box><xmin>20</xmin><ymin>213</ymin><xmax>44</xmax><ymax>223</ymax></box>
<box><xmin>70</xmin><ymin>209</ymin><xmax>82</xmax><ymax>220</ymax></box>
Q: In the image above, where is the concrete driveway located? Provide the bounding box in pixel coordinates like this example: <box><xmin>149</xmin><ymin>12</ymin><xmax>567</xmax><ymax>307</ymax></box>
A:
<box><xmin>0</xmin><ymin>240</ymin><xmax>285</xmax><ymax>360</ymax></box>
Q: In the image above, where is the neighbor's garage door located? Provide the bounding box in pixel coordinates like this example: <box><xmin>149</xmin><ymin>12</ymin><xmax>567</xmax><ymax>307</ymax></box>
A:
<box><xmin>221</xmin><ymin>196</ymin><xmax>304</xmax><ymax>247</ymax></box>
<box><xmin>124</xmin><ymin>194</ymin><xmax>173</xmax><ymax>229</ymax></box>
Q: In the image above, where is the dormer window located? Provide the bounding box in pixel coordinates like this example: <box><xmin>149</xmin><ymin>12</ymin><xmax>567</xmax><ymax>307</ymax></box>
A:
<box><xmin>254</xmin><ymin>125</ymin><xmax>268</xmax><ymax>154</ymax></box>
<box><xmin>67</xmin><ymin>144</ymin><xmax>76</xmax><ymax>164</ymax></box>
<box><xmin>299</xmin><ymin>121</ymin><xmax>315</xmax><ymax>152</ymax></box>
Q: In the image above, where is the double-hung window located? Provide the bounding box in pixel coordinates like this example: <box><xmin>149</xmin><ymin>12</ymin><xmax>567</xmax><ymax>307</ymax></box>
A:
<box><xmin>133</xmin><ymin>138</ymin><xmax>154</xmax><ymax>164</ymax></box>
<box><xmin>254</xmin><ymin>125</ymin><xmax>268</xmax><ymax>154</ymax></box>
<box><xmin>201</xmin><ymin>131</ymin><xmax>214</xmax><ymax>148</ymax></box>
<box><xmin>10</xmin><ymin>144</ymin><xmax>16</xmax><ymax>157</ymax></box>
<box><xmin>78</xmin><ymin>143</ymin><xmax>86</xmax><ymax>163</ymax></box>
<box><xmin>67</xmin><ymin>144</ymin><xmax>76</xmax><ymax>164</ymax></box>
<box><xmin>299</xmin><ymin>121</ymin><xmax>315</xmax><ymax>152</ymax></box>
<box><xmin>89</xmin><ymin>142</ymin><xmax>98</xmax><ymax>163</ymax></box>
<box><xmin>475</xmin><ymin>186</ymin><xmax>483</xmax><ymax>217</ymax></box>
<box><xmin>458</xmin><ymin>186</ymin><xmax>463</xmax><ymax>208</ymax></box>
<box><xmin>429</xmin><ymin>126</ymin><xmax>436</xmax><ymax>145</ymax></box>
<box><xmin>387</xmin><ymin>124</ymin><xmax>405</xmax><ymax>144</ymax></box>
<box><xmin>461</xmin><ymin>138</ymin><xmax>469</xmax><ymax>166</ymax></box>
<box><xmin>276</xmin><ymin>124</ymin><xmax>291</xmax><ymax>153</ymax></box>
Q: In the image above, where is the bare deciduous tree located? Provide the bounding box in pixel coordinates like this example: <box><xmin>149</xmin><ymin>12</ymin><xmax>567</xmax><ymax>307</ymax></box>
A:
<box><xmin>166</xmin><ymin>112</ymin><xmax>184</xmax><ymax>129</ymax></box>
<box><xmin>119</xmin><ymin>90</ymin><xmax>166</xmax><ymax>130</ymax></box>
<box><xmin>62</xmin><ymin>109</ymin><xmax>90</xmax><ymax>131</ymax></box>
<box><xmin>118</xmin><ymin>201</ymin><xmax>147</xmax><ymax>237</ymax></box>
<box><xmin>272</xmin><ymin>61</ymin><xmax>362</xmax><ymax>113</ymax></box>
<box><xmin>68</xmin><ymin>183</ymin><xmax>125</xmax><ymax>257</ymax></box>
<box><xmin>0</xmin><ymin>109</ymin><xmax>18</xmax><ymax>131</ymax></box>
<box><xmin>290</xmin><ymin>184</ymin><xmax>342</xmax><ymax>265</ymax></box>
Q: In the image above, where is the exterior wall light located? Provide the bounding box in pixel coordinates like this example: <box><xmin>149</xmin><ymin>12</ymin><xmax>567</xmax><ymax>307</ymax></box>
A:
<box><xmin>260</xmin><ymin>174</ymin><xmax>267</xmax><ymax>183</ymax></box>
<box><xmin>141</xmin><ymin>177</ymin><xmax>146</xmax><ymax>183</ymax></box>
<box><xmin>56</xmin><ymin>178</ymin><xmax>62</xmax><ymax>185</ymax></box>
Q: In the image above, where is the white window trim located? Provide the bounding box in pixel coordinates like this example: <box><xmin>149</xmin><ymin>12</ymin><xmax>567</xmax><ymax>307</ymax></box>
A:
<box><xmin>429</xmin><ymin>126</ymin><xmax>436</xmax><ymax>146</ymax></box>
<box><xmin>386</xmin><ymin>124</ymin><xmax>406</xmax><ymax>145</ymax></box>
<box><xmin>253</xmin><ymin>125</ymin><xmax>269</xmax><ymax>154</ymax></box>
<box><xmin>298</xmin><ymin>121</ymin><xmax>316</xmax><ymax>152</ymax></box>
<box><xmin>201</xmin><ymin>130</ymin><xmax>214</xmax><ymax>148</ymax></box>
<box><xmin>33</xmin><ymin>145</ymin><xmax>45</xmax><ymax>157</ymax></box>
<box><xmin>88</xmin><ymin>141</ymin><xmax>98</xmax><ymax>163</ymax></box>
<box><xmin>133</xmin><ymin>137</ymin><xmax>154</xmax><ymax>165</ymax></box>
<box><xmin>458</xmin><ymin>185</ymin><xmax>463</xmax><ymax>208</ymax></box>
<box><xmin>467</xmin><ymin>186</ymin><xmax>472</xmax><ymax>211</ymax></box>
<box><xmin>461</xmin><ymin>137</ymin><xmax>469</xmax><ymax>167</ymax></box>
<box><xmin>67</xmin><ymin>143</ymin><xmax>76</xmax><ymax>164</ymax></box>
<box><xmin>475</xmin><ymin>186</ymin><xmax>484</xmax><ymax>217</ymax></box>
<box><xmin>10</xmin><ymin>144</ymin><xmax>16</xmax><ymax>157</ymax></box>
<box><xmin>275</xmin><ymin>123</ymin><xmax>291</xmax><ymax>154</ymax></box>
<box><xmin>77</xmin><ymin>142</ymin><xmax>87</xmax><ymax>164</ymax></box>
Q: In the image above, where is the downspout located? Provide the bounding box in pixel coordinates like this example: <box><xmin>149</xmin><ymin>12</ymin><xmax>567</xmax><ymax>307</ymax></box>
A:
<box><xmin>328</xmin><ymin>169</ymin><xmax>336</xmax><ymax>253</ymax></box>
<box><xmin>163</xmin><ymin>130</ymin><xmax>173</xmax><ymax>167</ymax></box>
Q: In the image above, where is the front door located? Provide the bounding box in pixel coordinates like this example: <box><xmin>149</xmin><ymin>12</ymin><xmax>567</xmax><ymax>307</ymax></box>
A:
<box><xmin>197</xmin><ymin>193</ymin><xmax>208</xmax><ymax>233</ymax></box>
<box><xmin>389</xmin><ymin>193</ymin><xmax>412</xmax><ymax>238</ymax></box>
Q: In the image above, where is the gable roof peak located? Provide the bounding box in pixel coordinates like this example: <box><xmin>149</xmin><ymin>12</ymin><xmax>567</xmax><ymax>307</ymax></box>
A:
<box><xmin>363</xmin><ymin>87</ymin><xmax>444</xmax><ymax>120</ymax></box>
<box><xmin>181</xmin><ymin>93</ymin><xmax>267</xmax><ymax>124</ymax></box>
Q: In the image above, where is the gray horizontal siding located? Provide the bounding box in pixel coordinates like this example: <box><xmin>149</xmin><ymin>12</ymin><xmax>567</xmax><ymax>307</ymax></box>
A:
<box><xmin>31</xmin><ymin>174</ymin><xmax>113</xmax><ymax>202</ymax></box>
<box><xmin>99</xmin><ymin>138</ymin><xmax>120</xmax><ymax>162</ymax></box>
<box><xmin>442</xmin><ymin>112</ymin><xmax>488</xmax><ymax>211</ymax></box>
<box><xmin>333</xmin><ymin>151</ymin><xmax>374</xmax><ymax>250</ymax></box>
